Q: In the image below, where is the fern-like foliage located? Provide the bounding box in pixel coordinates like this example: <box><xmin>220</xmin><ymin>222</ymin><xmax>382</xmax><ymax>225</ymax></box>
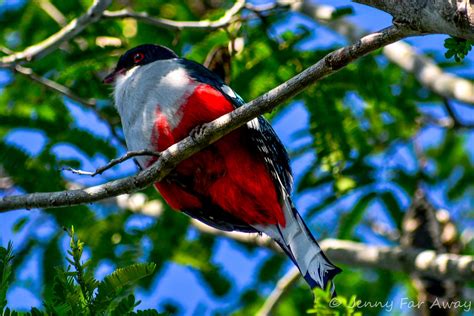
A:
<box><xmin>307</xmin><ymin>285</ymin><xmax>362</xmax><ymax>316</ymax></box>
<box><xmin>1</xmin><ymin>228</ymin><xmax>162</xmax><ymax>315</ymax></box>
<box><xmin>0</xmin><ymin>242</ymin><xmax>14</xmax><ymax>312</ymax></box>
<box><xmin>93</xmin><ymin>262</ymin><xmax>157</xmax><ymax>313</ymax></box>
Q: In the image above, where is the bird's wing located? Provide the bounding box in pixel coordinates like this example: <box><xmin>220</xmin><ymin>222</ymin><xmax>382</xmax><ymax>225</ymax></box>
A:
<box><xmin>179</xmin><ymin>59</ymin><xmax>293</xmax><ymax>194</ymax></box>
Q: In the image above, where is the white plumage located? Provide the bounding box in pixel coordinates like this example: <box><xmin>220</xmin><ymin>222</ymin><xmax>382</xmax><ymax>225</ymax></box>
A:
<box><xmin>113</xmin><ymin>60</ymin><xmax>197</xmax><ymax>167</ymax></box>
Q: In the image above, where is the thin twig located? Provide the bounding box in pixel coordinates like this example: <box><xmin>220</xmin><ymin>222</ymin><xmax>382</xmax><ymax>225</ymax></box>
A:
<box><xmin>0</xmin><ymin>46</ymin><xmax>14</xmax><ymax>55</ymax></box>
<box><xmin>257</xmin><ymin>267</ymin><xmax>300</xmax><ymax>316</ymax></box>
<box><xmin>12</xmin><ymin>65</ymin><xmax>126</xmax><ymax>146</ymax></box>
<box><xmin>419</xmin><ymin>114</ymin><xmax>454</xmax><ymax>129</ymax></box>
<box><xmin>245</xmin><ymin>2</ymin><xmax>281</xmax><ymax>12</ymax></box>
<box><xmin>36</xmin><ymin>0</ymin><xmax>67</xmax><ymax>26</ymax></box>
<box><xmin>0</xmin><ymin>0</ymin><xmax>112</xmax><ymax>67</ymax></box>
<box><xmin>103</xmin><ymin>0</ymin><xmax>246</xmax><ymax>31</ymax></box>
<box><xmin>14</xmin><ymin>65</ymin><xmax>96</xmax><ymax>107</ymax></box>
<box><xmin>63</xmin><ymin>149</ymin><xmax>160</xmax><ymax>177</ymax></box>
<box><xmin>442</xmin><ymin>98</ymin><xmax>474</xmax><ymax>128</ymax></box>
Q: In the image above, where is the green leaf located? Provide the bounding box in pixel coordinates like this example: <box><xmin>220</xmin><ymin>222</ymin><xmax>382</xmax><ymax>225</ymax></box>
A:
<box><xmin>331</xmin><ymin>6</ymin><xmax>354</xmax><ymax>19</ymax></box>
<box><xmin>12</xmin><ymin>216</ymin><xmax>28</xmax><ymax>233</ymax></box>
<box><xmin>257</xmin><ymin>254</ymin><xmax>285</xmax><ymax>283</ymax></box>
<box><xmin>97</xmin><ymin>262</ymin><xmax>156</xmax><ymax>297</ymax></box>
<box><xmin>308</xmin><ymin>284</ymin><xmax>362</xmax><ymax>315</ymax></box>
<box><xmin>335</xmin><ymin>176</ymin><xmax>357</xmax><ymax>193</ymax></box>
<box><xmin>198</xmin><ymin>265</ymin><xmax>232</xmax><ymax>297</ymax></box>
<box><xmin>111</xmin><ymin>294</ymin><xmax>139</xmax><ymax>315</ymax></box>
<box><xmin>444</xmin><ymin>50</ymin><xmax>454</xmax><ymax>59</ymax></box>
<box><xmin>380</xmin><ymin>191</ymin><xmax>403</xmax><ymax>228</ymax></box>
<box><xmin>444</xmin><ymin>36</ymin><xmax>473</xmax><ymax>62</ymax></box>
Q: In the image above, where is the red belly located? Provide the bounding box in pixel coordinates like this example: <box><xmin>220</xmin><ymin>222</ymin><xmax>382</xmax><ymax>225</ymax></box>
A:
<box><xmin>149</xmin><ymin>84</ymin><xmax>285</xmax><ymax>226</ymax></box>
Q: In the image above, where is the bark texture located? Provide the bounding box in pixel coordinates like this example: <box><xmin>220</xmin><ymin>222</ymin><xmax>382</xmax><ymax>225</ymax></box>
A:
<box><xmin>354</xmin><ymin>0</ymin><xmax>474</xmax><ymax>40</ymax></box>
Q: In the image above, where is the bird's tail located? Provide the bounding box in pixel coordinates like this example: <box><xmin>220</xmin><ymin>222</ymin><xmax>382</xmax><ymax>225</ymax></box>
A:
<box><xmin>254</xmin><ymin>195</ymin><xmax>342</xmax><ymax>293</ymax></box>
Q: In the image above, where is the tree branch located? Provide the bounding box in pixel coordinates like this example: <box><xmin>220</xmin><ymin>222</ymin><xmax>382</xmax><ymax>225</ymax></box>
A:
<box><xmin>112</xmin><ymin>194</ymin><xmax>474</xmax><ymax>285</ymax></box>
<box><xmin>353</xmin><ymin>0</ymin><xmax>474</xmax><ymax>41</ymax></box>
<box><xmin>442</xmin><ymin>98</ymin><xmax>474</xmax><ymax>128</ymax></box>
<box><xmin>192</xmin><ymin>218</ymin><xmax>474</xmax><ymax>283</ymax></box>
<box><xmin>12</xmin><ymin>65</ymin><xmax>126</xmax><ymax>145</ymax></box>
<box><xmin>36</xmin><ymin>0</ymin><xmax>67</xmax><ymax>26</ymax></box>
<box><xmin>0</xmin><ymin>0</ymin><xmax>112</xmax><ymax>67</ymax></box>
<box><xmin>197</xmin><ymin>215</ymin><xmax>474</xmax><ymax>313</ymax></box>
<box><xmin>254</xmin><ymin>238</ymin><xmax>474</xmax><ymax>314</ymax></box>
<box><xmin>256</xmin><ymin>267</ymin><xmax>299</xmax><ymax>316</ymax></box>
<box><xmin>0</xmin><ymin>25</ymin><xmax>414</xmax><ymax>212</ymax></box>
<box><xmin>290</xmin><ymin>0</ymin><xmax>474</xmax><ymax>106</ymax></box>
<box><xmin>322</xmin><ymin>239</ymin><xmax>474</xmax><ymax>282</ymax></box>
<box><xmin>195</xmin><ymin>217</ymin><xmax>474</xmax><ymax>312</ymax></box>
<box><xmin>102</xmin><ymin>0</ymin><xmax>245</xmax><ymax>31</ymax></box>
<box><xmin>216</xmin><ymin>224</ymin><xmax>474</xmax><ymax>314</ymax></box>
<box><xmin>13</xmin><ymin>65</ymin><xmax>96</xmax><ymax>107</ymax></box>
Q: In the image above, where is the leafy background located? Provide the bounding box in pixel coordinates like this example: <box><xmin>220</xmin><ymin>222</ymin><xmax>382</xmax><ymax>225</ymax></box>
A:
<box><xmin>0</xmin><ymin>0</ymin><xmax>473</xmax><ymax>315</ymax></box>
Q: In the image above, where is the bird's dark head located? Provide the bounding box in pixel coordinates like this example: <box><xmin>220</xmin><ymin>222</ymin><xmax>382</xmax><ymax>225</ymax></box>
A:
<box><xmin>103</xmin><ymin>44</ymin><xmax>178</xmax><ymax>84</ymax></box>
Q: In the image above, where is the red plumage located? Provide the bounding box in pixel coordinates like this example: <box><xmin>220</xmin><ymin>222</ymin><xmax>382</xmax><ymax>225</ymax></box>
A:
<box><xmin>149</xmin><ymin>84</ymin><xmax>286</xmax><ymax>226</ymax></box>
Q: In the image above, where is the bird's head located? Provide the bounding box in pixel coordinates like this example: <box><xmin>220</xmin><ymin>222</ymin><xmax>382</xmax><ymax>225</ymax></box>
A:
<box><xmin>103</xmin><ymin>44</ymin><xmax>178</xmax><ymax>84</ymax></box>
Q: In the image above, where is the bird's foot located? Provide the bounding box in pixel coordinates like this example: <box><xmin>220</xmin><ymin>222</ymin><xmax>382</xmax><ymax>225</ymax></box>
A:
<box><xmin>190</xmin><ymin>123</ymin><xmax>209</xmax><ymax>141</ymax></box>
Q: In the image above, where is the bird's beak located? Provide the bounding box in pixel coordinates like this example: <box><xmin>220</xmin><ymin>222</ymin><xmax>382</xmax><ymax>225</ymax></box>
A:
<box><xmin>103</xmin><ymin>68</ymin><xmax>126</xmax><ymax>84</ymax></box>
<box><xmin>103</xmin><ymin>72</ymin><xmax>116</xmax><ymax>84</ymax></box>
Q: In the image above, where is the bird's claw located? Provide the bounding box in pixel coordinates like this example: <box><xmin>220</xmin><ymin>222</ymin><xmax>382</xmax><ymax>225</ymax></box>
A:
<box><xmin>190</xmin><ymin>124</ymin><xmax>208</xmax><ymax>140</ymax></box>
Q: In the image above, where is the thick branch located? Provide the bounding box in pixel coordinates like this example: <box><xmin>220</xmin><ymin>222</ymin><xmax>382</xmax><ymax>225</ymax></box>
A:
<box><xmin>254</xmin><ymin>239</ymin><xmax>474</xmax><ymax>315</ymax></box>
<box><xmin>291</xmin><ymin>1</ymin><xmax>474</xmax><ymax>106</ymax></box>
<box><xmin>384</xmin><ymin>41</ymin><xmax>474</xmax><ymax>106</ymax></box>
<box><xmin>193</xmin><ymin>219</ymin><xmax>474</xmax><ymax>283</ymax></box>
<box><xmin>102</xmin><ymin>0</ymin><xmax>245</xmax><ymax>31</ymax></box>
<box><xmin>353</xmin><ymin>0</ymin><xmax>474</xmax><ymax>41</ymax></box>
<box><xmin>196</xmin><ymin>216</ymin><xmax>474</xmax><ymax>311</ymax></box>
<box><xmin>0</xmin><ymin>0</ymin><xmax>112</xmax><ymax>67</ymax></box>
<box><xmin>196</xmin><ymin>218</ymin><xmax>474</xmax><ymax>312</ymax></box>
<box><xmin>0</xmin><ymin>25</ymin><xmax>413</xmax><ymax>212</ymax></box>
<box><xmin>322</xmin><ymin>239</ymin><xmax>474</xmax><ymax>282</ymax></box>
<box><xmin>0</xmin><ymin>25</ymin><xmax>413</xmax><ymax>211</ymax></box>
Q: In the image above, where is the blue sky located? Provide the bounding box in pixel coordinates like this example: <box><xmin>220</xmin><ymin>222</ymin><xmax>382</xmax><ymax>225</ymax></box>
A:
<box><xmin>0</xmin><ymin>0</ymin><xmax>473</xmax><ymax>314</ymax></box>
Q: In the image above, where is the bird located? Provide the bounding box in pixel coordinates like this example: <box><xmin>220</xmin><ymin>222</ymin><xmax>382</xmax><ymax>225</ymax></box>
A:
<box><xmin>104</xmin><ymin>44</ymin><xmax>341</xmax><ymax>292</ymax></box>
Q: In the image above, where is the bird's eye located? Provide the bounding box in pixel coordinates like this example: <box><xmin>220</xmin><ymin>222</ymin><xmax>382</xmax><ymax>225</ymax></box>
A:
<box><xmin>133</xmin><ymin>52</ymin><xmax>144</xmax><ymax>64</ymax></box>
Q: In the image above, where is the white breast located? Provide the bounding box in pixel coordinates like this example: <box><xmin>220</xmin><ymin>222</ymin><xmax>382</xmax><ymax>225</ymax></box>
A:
<box><xmin>113</xmin><ymin>59</ymin><xmax>197</xmax><ymax>167</ymax></box>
